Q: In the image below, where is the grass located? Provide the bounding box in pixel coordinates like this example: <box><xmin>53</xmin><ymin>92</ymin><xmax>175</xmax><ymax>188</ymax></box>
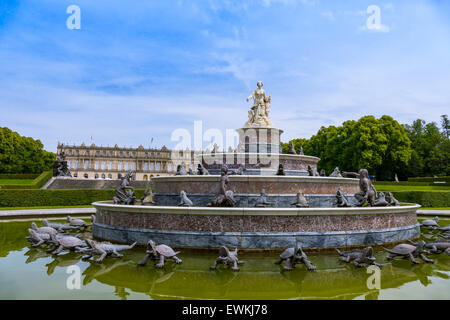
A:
<box><xmin>0</xmin><ymin>205</ymin><xmax>94</xmax><ymax>210</ymax></box>
<box><xmin>374</xmin><ymin>184</ymin><xmax>450</xmax><ymax>192</ymax></box>
<box><xmin>0</xmin><ymin>179</ymin><xmax>35</xmax><ymax>185</ymax></box>
<box><xmin>420</xmin><ymin>207</ymin><xmax>450</xmax><ymax>210</ymax></box>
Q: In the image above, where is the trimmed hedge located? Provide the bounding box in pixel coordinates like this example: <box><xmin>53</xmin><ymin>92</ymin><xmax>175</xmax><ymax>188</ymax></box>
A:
<box><xmin>0</xmin><ymin>173</ymin><xmax>40</xmax><ymax>179</ymax></box>
<box><xmin>0</xmin><ymin>171</ymin><xmax>52</xmax><ymax>189</ymax></box>
<box><xmin>408</xmin><ymin>176</ymin><xmax>450</xmax><ymax>183</ymax></box>
<box><xmin>0</xmin><ymin>189</ymin><xmax>147</xmax><ymax>207</ymax></box>
<box><xmin>393</xmin><ymin>191</ymin><xmax>450</xmax><ymax>208</ymax></box>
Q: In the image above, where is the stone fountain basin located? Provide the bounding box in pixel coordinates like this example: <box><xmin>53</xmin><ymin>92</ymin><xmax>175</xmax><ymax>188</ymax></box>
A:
<box><xmin>92</xmin><ymin>201</ymin><xmax>421</xmax><ymax>250</ymax></box>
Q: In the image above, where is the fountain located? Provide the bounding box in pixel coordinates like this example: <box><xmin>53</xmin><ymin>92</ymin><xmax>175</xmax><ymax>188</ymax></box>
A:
<box><xmin>92</xmin><ymin>82</ymin><xmax>421</xmax><ymax>250</ymax></box>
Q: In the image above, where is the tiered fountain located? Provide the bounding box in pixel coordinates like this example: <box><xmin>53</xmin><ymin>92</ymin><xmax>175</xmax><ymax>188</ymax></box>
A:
<box><xmin>92</xmin><ymin>81</ymin><xmax>420</xmax><ymax>250</ymax></box>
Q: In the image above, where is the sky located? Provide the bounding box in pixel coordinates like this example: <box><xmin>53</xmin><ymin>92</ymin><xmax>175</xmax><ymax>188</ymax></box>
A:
<box><xmin>0</xmin><ymin>0</ymin><xmax>449</xmax><ymax>152</ymax></box>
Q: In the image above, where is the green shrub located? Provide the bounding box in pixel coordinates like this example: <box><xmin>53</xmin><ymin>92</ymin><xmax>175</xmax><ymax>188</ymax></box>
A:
<box><xmin>0</xmin><ymin>189</ymin><xmax>147</xmax><ymax>207</ymax></box>
<box><xmin>393</xmin><ymin>191</ymin><xmax>450</xmax><ymax>207</ymax></box>
<box><xmin>0</xmin><ymin>173</ymin><xmax>39</xmax><ymax>179</ymax></box>
<box><xmin>0</xmin><ymin>171</ymin><xmax>52</xmax><ymax>189</ymax></box>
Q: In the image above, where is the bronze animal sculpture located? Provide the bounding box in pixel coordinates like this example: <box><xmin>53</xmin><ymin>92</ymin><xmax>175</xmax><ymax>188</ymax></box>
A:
<box><xmin>208</xmin><ymin>165</ymin><xmax>235</xmax><ymax>207</ymax></box>
<box><xmin>141</xmin><ymin>189</ymin><xmax>156</xmax><ymax>205</ymax></box>
<box><xmin>138</xmin><ymin>240</ymin><xmax>182</xmax><ymax>268</ymax></box>
<box><xmin>385</xmin><ymin>192</ymin><xmax>400</xmax><ymax>206</ymax></box>
<box><xmin>287</xmin><ymin>142</ymin><xmax>297</xmax><ymax>155</ymax></box>
<box><xmin>336</xmin><ymin>247</ymin><xmax>383</xmax><ymax>267</ymax></box>
<box><xmin>67</xmin><ymin>216</ymin><xmax>90</xmax><ymax>230</ymax></box>
<box><xmin>113</xmin><ymin>172</ymin><xmax>136</xmax><ymax>205</ymax></box>
<box><xmin>354</xmin><ymin>169</ymin><xmax>377</xmax><ymax>207</ymax></box>
<box><xmin>307</xmin><ymin>165</ymin><xmax>319</xmax><ymax>177</ymax></box>
<box><xmin>410</xmin><ymin>240</ymin><xmax>450</xmax><ymax>256</ymax></box>
<box><xmin>329</xmin><ymin>167</ymin><xmax>342</xmax><ymax>177</ymax></box>
<box><xmin>384</xmin><ymin>241</ymin><xmax>434</xmax><ymax>264</ymax></box>
<box><xmin>42</xmin><ymin>219</ymin><xmax>78</xmax><ymax>233</ymax></box>
<box><xmin>210</xmin><ymin>246</ymin><xmax>245</xmax><ymax>271</ymax></box>
<box><xmin>374</xmin><ymin>192</ymin><xmax>389</xmax><ymax>207</ymax></box>
<box><xmin>48</xmin><ymin>234</ymin><xmax>87</xmax><ymax>255</ymax></box>
<box><xmin>336</xmin><ymin>188</ymin><xmax>351</xmax><ymax>207</ymax></box>
<box><xmin>178</xmin><ymin>190</ymin><xmax>193</xmax><ymax>207</ymax></box>
<box><xmin>175</xmin><ymin>164</ymin><xmax>187</xmax><ymax>176</ymax></box>
<box><xmin>31</xmin><ymin>222</ymin><xmax>57</xmax><ymax>237</ymax></box>
<box><xmin>420</xmin><ymin>217</ymin><xmax>440</xmax><ymax>229</ymax></box>
<box><xmin>255</xmin><ymin>189</ymin><xmax>272</xmax><ymax>207</ymax></box>
<box><xmin>275</xmin><ymin>245</ymin><xmax>316</xmax><ymax>271</ymax></box>
<box><xmin>82</xmin><ymin>239</ymin><xmax>136</xmax><ymax>263</ymax></box>
<box><xmin>291</xmin><ymin>192</ymin><xmax>309</xmax><ymax>208</ymax></box>
<box><xmin>276</xmin><ymin>164</ymin><xmax>286</xmax><ymax>176</ymax></box>
<box><xmin>197</xmin><ymin>163</ymin><xmax>210</xmax><ymax>175</ymax></box>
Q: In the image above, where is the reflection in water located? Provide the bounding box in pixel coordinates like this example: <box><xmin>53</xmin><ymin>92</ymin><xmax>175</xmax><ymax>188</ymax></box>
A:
<box><xmin>0</xmin><ymin>218</ymin><xmax>448</xmax><ymax>299</ymax></box>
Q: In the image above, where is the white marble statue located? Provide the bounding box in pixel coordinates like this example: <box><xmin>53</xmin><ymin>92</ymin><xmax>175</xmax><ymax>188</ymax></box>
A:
<box><xmin>245</xmin><ymin>81</ymin><xmax>273</xmax><ymax>127</ymax></box>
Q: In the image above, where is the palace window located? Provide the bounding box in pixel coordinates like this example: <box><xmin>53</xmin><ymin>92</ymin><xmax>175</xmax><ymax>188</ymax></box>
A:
<box><xmin>84</xmin><ymin>173</ymin><xmax>88</xmax><ymax>178</ymax></box>
<box><xmin>144</xmin><ymin>162</ymin><xmax>148</xmax><ymax>171</ymax></box>
<box><xmin>125</xmin><ymin>162</ymin><xmax>129</xmax><ymax>170</ymax></box>
<box><xmin>101</xmin><ymin>174</ymin><xmax>106</xmax><ymax>179</ymax></box>
<box><xmin>101</xmin><ymin>161</ymin><xmax>106</xmax><ymax>170</ymax></box>
<box><xmin>96</xmin><ymin>151</ymin><xmax>100</xmax><ymax>156</ymax></box>
<box><xmin>132</xmin><ymin>162</ymin><xmax>136</xmax><ymax>170</ymax></box>
<box><xmin>150</xmin><ymin>162</ymin><xmax>155</xmax><ymax>171</ymax></box>
<box><xmin>156</xmin><ymin>162</ymin><xmax>161</xmax><ymax>171</ymax></box>
<box><xmin>84</xmin><ymin>161</ymin><xmax>89</xmax><ymax>170</ymax></box>
<box><xmin>168</xmin><ymin>163</ymin><xmax>173</xmax><ymax>172</ymax></box>
<box><xmin>108</xmin><ymin>174</ymin><xmax>112</xmax><ymax>179</ymax></box>
<box><xmin>86</xmin><ymin>151</ymin><xmax>90</xmax><ymax>156</ymax></box>
<box><xmin>118</xmin><ymin>162</ymin><xmax>123</xmax><ymax>170</ymax></box>
<box><xmin>126</xmin><ymin>151</ymin><xmax>130</xmax><ymax>157</ymax></box>
<box><xmin>120</xmin><ymin>151</ymin><xmax>123</xmax><ymax>157</ymax></box>
<box><xmin>74</xmin><ymin>160</ymin><xmax>78</xmax><ymax>170</ymax></box>
<box><xmin>67</xmin><ymin>160</ymin><xmax>71</xmax><ymax>169</ymax></box>
<box><xmin>75</xmin><ymin>150</ymin><xmax>79</xmax><ymax>156</ymax></box>
<box><xmin>108</xmin><ymin>161</ymin><xmax>112</xmax><ymax>170</ymax></box>
<box><xmin>94</xmin><ymin>161</ymin><xmax>99</xmax><ymax>170</ymax></box>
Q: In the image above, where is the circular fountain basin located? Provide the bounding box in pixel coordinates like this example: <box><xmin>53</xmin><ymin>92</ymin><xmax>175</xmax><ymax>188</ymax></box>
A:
<box><xmin>92</xmin><ymin>202</ymin><xmax>421</xmax><ymax>250</ymax></box>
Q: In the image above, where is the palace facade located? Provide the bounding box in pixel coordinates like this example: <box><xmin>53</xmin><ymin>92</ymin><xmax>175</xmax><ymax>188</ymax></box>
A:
<box><xmin>57</xmin><ymin>142</ymin><xmax>197</xmax><ymax>180</ymax></box>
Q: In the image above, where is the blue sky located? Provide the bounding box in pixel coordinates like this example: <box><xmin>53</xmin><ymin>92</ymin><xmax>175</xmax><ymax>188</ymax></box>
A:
<box><xmin>0</xmin><ymin>0</ymin><xmax>449</xmax><ymax>152</ymax></box>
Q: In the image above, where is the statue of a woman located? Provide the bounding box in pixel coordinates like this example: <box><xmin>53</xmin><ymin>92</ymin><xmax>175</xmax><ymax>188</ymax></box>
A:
<box><xmin>245</xmin><ymin>81</ymin><xmax>272</xmax><ymax>127</ymax></box>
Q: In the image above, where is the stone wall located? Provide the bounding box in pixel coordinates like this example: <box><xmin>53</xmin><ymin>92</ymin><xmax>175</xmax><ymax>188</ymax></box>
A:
<box><xmin>44</xmin><ymin>177</ymin><xmax>152</xmax><ymax>189</ymax></box>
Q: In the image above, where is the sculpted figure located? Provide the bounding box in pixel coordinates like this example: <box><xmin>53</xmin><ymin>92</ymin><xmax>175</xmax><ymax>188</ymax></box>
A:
<box><xmin>385</xmin><ymin>192</ymin><xmax>400</xmax><ymax>206</ymax></box>
<box><xmin>307</xmin><ymin>165</ymin><xmax>319</xmax><ymax>177</ymax></box>
<box><xmin>354</xmin><ymin>169</ymin><xmax>377</xmax><ymax>207</ymax></box>
<box><xmin>336</xmin><ymin>247</ymin><xmax>383</xmax><ymax>267</ymax></box>
<box><xmin>52</xmin><ymin>148</ymin><xmax>72</xmax><ymax>177</ymax></box>
<box><xmin>210</xmin><ymin>246</ymin><xmax>245</xmax><ymax>271</ymax></box>
<box><xmin>138</xmin><ymin>240</ymin><xmax>182</xmax><ymax>268</ymax></box>
<box><xmin>288</xmin><ymin>142</ymin><xmax>297</xmax><ymax>155</ymax></box>
<box><xmin>175</xmin><ymin>164</ymin><xmax>187</xmax><ymax>176</ymax></box>
<box><xmin>81</xmin><ymin>239</ymin><xmax>136</xmax><ymax>263</ymax></box>
<box><xmin>113</xmin><ymin>172</ymin><xmax>136</xmax><ymax>205</ymax></box>
<box><xmin>141</xmin><ymin>189</ymin><xmax>156</xmax><ymax>205</ymax></box>
<box><xmin>384</xmin><ymin>241</ymin><xmax>434</xmax><ymax>264</ymax></box>
<box><xmin>291</xmin><ymin>192</ymin><xmax>309</xmax><ymax>208</ymax></box>
<box><xmin>178</xmin><ymin>190</ymin><xmax>193</xmax><ymax>207</ymax></box>
<box><xmin>255</xmin><ymin>189</ymin><xmax>272</xmax><ymax>207</ymax></box>
<box><xmin>420</xmin><ymin>216</ymin><xmax>439</xmax><ymax>229</ymax></box>
<box><xmin>275</xmin><ymin>244</ymin><xmax>316</xmax><ymax>271</ymax></box>
<box><xmin>374</xmin><ymin>192</ymin><xmax>389</xmax><ymax>207</ymax></box>
<box><xmin>298</xmin><ymin>146</ymin><xmax>304</xmax><ymax>155</ymax></box>
<box><xmin>245</xmin><ymin>81</ymin><xmax>272</xmax><ymax>127</ymax></box>
<box><xmin>336</xmin><ymin>188</ymin><xmax>351</xmax><ymax>207</ymax></box>
<box><xmin>276</xmin><ymin>164</ymin><xmax>286</xmax><ymax>176</ymax></box>
<box><xmin>319</xmin><ymin>169</ymin><xmax>326</xmax><ymax>177</ymax></box>
<box><xmin>197</xmin><ymin>163</ymin><xmax>210</xmax><ymax>175</ymax></box>
<box><xmin>329</xmin><ymin>167</ymin><xmax>343</xmax><ymax>177</ymax></box>
<box><xmin>208</xmin><ymin>165</ymin><xmax>235</xmax><ymax>207</ymax></box>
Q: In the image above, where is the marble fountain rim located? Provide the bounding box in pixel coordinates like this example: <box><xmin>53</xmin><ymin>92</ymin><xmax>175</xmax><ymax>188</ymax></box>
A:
<box><xmin>92</xmin><ymin>201</ymin><xmax>421</xmax><ymax>217</ymax></box>
<box><xmin>150</xmin><ymin>175</ymin><xmax>359</xmax><ymax>184</ymax></box>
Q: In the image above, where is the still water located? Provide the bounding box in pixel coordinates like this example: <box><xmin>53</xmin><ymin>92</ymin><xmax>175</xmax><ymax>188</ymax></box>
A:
<box><xmin>0</xmin><ymin>217</ymin><xmax>448</xmax><ymax>300</ymax></box>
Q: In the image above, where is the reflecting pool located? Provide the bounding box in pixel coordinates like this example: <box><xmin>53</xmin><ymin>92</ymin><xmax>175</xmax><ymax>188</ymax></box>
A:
<box><xmin>0</xmin><ymin>217</ymin><xmax>449</xmax><ymax>300</ymax></box>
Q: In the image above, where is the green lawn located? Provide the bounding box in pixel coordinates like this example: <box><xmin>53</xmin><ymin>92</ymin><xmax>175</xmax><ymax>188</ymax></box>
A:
<box><xmin>0</xmin><ymin>205</ymin><xmax>94</xmax><ymax>210</ymax></box>
<box><xmin>0</xmin><ymin>179</ymin><xmax>35</xmax><ymax>185</ymax></box>
<box><xmin>375</xmin><ymin>184</ymin><xmax>450</xmax><ymax>192</ymax></box>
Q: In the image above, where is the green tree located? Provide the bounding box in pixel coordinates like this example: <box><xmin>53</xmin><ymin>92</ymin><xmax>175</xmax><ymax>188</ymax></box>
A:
<box><xmin>0</xmin><ymin>127</ymin><xmax>55</xmax><ymax>174</ymax></box>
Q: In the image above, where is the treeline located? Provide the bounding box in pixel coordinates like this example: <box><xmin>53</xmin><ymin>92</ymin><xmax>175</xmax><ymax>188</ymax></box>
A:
<box><xmin>0</xmin><ymin>127</ymin><xmax>55</xmax><ymax>174</ymax></box>
<box><xmin>282</xmin><ymin>115</ymin><xmax>450</xmax><ymax>181</ymax></box>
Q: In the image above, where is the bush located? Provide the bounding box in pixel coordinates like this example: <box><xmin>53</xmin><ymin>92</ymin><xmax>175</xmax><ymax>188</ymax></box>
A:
<box><xmin>0</xmin><ymin>171</ymin><xmax>53</xmax><ymax>189</ymax></box>
<box><xmin>0</xmin><ymin>189</ymin><xmax>147</xmax><ymax>207</ymax></box>
<box><xmin>393</xmin><ymin>191</ymin><xmax>450</xmax><ymax>207</ymax></box>
<box><xmin>0</xmin><ymin>173</ymin><xmax>40</xmax><ymax>179</ymax></box>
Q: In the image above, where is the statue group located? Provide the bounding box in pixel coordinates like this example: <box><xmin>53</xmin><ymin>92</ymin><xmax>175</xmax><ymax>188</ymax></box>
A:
<box><xmin>245</xmin><ymin>81</ymin><xmax>273</xmax><ymax>127</ymax></box>
<box><xmin>52</xmin><ymin>148</ymin><xmax>72</xmax><ymax>177</ymax></box>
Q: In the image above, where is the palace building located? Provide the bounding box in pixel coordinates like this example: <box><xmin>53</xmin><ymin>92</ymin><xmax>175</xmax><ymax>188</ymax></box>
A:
<box><xmin>57</xmin><ymin>142</ymin><xmax>197</xmax><ymax>180</ymax></box>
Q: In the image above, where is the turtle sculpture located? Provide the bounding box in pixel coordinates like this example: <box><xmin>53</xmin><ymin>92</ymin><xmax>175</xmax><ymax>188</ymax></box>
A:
<box><xmin>436</xmin><ymin>225</ymin><xmax>450</xmax><ymax>233</ymax></box>
<box><xmin>385</xmin><ymin>192</ymin><xmax>400</xmax><ymax>206</ymax></box>
<box><xmin>275</xmin><ymin>245</ymin><xmax>316</xmax><ymax>271</ymax></box>
<box><xmin>291</xmin><ymin>192</ymin><xmax>309</xmax><ymax>208</ymax></box>
<box><xmin>374</xmin><ymin>192</ymin><xmax>389</xmax><ymax>207</ymax></box>
<box><xmin>31</xmin><ymin>222</ymin><xmax>57</xmax><ymax>237</ymax></box>
<box><xmin>384</xmin><ymin>241</ymin><xmax>434</xmax><ymax>264</ymax></box>
<box><xmin>178</xmin><ymin>190</ymin><xmax>193</xmax><ymax>207</ymax></box>
<box><xmin>48</xmin><ymin>234</ymin><xmax>87</xmax><ymax>255</ymax></box>
<box><xmin>42</xmin><ymin>219</ymin><xmax>78</xmax><ymax>233</ymax></box>
<box><xmin>82</xmin><ymin>239</ymin><xmax>136</xmax><ymax>263</ymax></box>
<box><xmin>336</xmin><ymin>188</ymin><xmax>351</xmax><ymax>207</ymax></box>
<box><xmin>336</xmin><ymin>247</ymin><xmax>383</xmax><ymax>267</ymax></box>
<box><xmin>255</xmin><ymin>189</ymin><xmax>272</xmax><ymax>207</ymax></box>
<box><xmin>410</xmin><ymin>240</ymin><xmax>450</xmax><ymax>256</ymax></box>
<box><xmin>138</xmin><ymin>240</ymin><xmax>182</xmax><ymax>268</ymax></box>
<box><xmin>420</xmin><ymin>216</ymin><xmax>440</xmax><ymax>229</ymax></box>
<box><xmin>210</xmin><ymin>246</ymin><xmax>245</xmax><ymax>271</ymax></box>
<box><xmin>67</xmin><ymin>215</ymin><xmax>90</xmax><ymax>230</ymax></box>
